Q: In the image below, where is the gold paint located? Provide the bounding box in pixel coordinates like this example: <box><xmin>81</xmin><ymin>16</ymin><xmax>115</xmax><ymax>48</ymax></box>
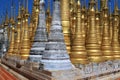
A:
<box><xmin>7</xmin><ymin>24</ymin><xmax>15</xmax><ymax>56</ymax></box>
<box><xmin>46</xmin><ymin>5</ymin><xmax>52</xmax><ymax>33</ymax></box>
<box><xmin>33</xmin><ymin>0</ymin><xmax>40</xmax><ymax>33</ymax></box>
<box><xmin>61</xmin><ymin>0</ymin><xmax>71</xmax><ymax>54</ymax></box>
<box><xmin>81</xmin><ymin>5</ymin><xmax>86</xmax><ymax>41</ymax></box>
<box><xmin>70</xmin><ymin>1</ymin><xmax>76</xmax><ymax>41</ymax></box>
<box><xmin>101</xmin><ymin>0</ymin><xmax>113</xmax><ymax>60</ymax></box>
<box><xmin>70</xmin><ymin>0</ymin><xmax>88</xmax><ymax>65</ymax></box>
<box><xmin>95</xmin><ymin>0</ymin><xmax>101</xmax><ymax>46</ymax></box>
<box><xmin>29</xmin><ymin>23</ymin><xmax>33</xmax><ymax>46</ymax></box>
<box><xmin>86</xmin><ymin>0</ymin><xmax>104</xmax><ymax>63</ymax></box>
<box><xmin>111</xmin><ymin>1</ymin><xmax>120</xmax><ymax>60</ymax></box>
<box><xmin>20</xmin><ymin>1</ymin><xmax>30</xmax><ymax>60</ymax></box>
<box><xmin>14</xmin><ymin>4</ymin><xmax>22</xmax><ymax>56</ymax></box>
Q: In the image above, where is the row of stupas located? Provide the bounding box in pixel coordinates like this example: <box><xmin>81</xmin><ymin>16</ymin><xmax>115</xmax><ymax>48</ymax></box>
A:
<box><xmin>0</xmin><ymin>0</ymin><xmax>120</xmax><ymax>79</ymax></box>
<box><xmin>0</xmin><ymin>0</ymin><xmax>74</xmax><ymax>71</ymax></box>
<box><xmin>69</xmin><ymin>0</ymin><xmax>120</xmax><ymax>65</ymax></box>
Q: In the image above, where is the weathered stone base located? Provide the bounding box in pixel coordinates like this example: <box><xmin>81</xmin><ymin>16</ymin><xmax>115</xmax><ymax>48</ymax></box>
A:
<box><xmin>51</xmin><ymin>68</ymin><xmax>81</xmax><ymax>80</ymax></box>
<box><xmin>41</xmin><ymin>59</ymin><xmax>73</xmax><ymax>71</ymax></box>
<box><xmin>1</xmin><ymin>57</ymin><xmax>120</xmax><ymax>80</ymax></box>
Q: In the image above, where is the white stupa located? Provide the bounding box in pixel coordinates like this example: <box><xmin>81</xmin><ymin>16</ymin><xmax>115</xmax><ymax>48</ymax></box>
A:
<box><xmin>29</xmin><ymin>1</ymin><xmax>48</xmax><ymax>63</ymax></box>
<box><xmin>41</xmin><ymin>0</ymin><xmax>73</xmax><ymax>71</ymax></box>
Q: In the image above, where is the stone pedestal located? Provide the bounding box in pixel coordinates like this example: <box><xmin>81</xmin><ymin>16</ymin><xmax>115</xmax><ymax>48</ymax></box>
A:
<box><xmin>51</xmin><ymin>68</ymin><xmax>81</xmax><ymax>80</ymax></box>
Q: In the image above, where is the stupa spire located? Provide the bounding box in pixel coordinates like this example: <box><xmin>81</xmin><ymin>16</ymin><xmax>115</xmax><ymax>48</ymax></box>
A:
<box><xmin>61</xmin><ymin>0</ymin><xmax>71</xmax><ymax>54</ymax></box>
<box><xmin>70</xmin><ymin>0</ymin><xmax>76</xmax><ymax>41</ymax></box>
<box><xmin>111</xmin><ymin>0</ymin><xmax>120</xmax><ymax>60</ymax></box>
<box><xmin>70</xmin><ymin>0</ymin><xmax>88</xmax><ymax>65</ymax></box>
<box><xmin>29</xmin><ymin>0</ymin><xmax>48</xmax><ymax>62</ymax></box>
<box><xmin>95</xmin><ymin>0</ymin><xmax>102</xmax><ymax>46</ymax></box>
<box><xmin>109</xmin><ymin>1</ymin><xmax>113</xmax><ymax>43</ymax></box>
<box><xmin>41</xmin><ymin>0</ymin><xmax>73</xmax><ymax>71</ymax></box>
<box><xmin>20</xmin><ymin>0</ymin><xmax>30</xmax><ymax>60</ymax></box>
<box><xmin>86</xmin><ymin>0</ymin><xmax>104</xmax><ymax>63</ymax></box>
<box><xmin>101</xmin><ymin>0</ymin><xmax>113</xmax><ymax>60</ymax></box>
<box><xmin>7</xmin><ymin>23</ymin><xmax>15</xmax><ymax>56</ymax></box>
<box><xmin>10</xmin><ymin>0</ymin><xmax>15</xmax><ymax>25</ymax></box>
<box><xmin>46</xmin><ymin>0</ymin><xmax>52</xmax><ymax>33</ymax></box>
<box><xmin>3</xmin><ymin>11</ymin><xmax>9</xmax><ymax>53</ymax></box>
<box><xmin>33</xmin><ymin>0</ymin><xmax>40</xmax><ymax>34</ymax></box>
<box><xmin>14</xmin><ymin>1</ymin><xmax>22</xmax><ymax>56</ymax></box>
<box><xmin>7</xmin><ymin>1</ymin><xmax>15</xmax><ymax>56</ymax></box>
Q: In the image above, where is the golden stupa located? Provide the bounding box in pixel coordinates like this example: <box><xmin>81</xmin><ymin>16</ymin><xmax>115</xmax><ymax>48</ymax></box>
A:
<box><xmin>86</xmin><ymin>0</ymin><xmax>104</xmax><ymax>63</ymax></box>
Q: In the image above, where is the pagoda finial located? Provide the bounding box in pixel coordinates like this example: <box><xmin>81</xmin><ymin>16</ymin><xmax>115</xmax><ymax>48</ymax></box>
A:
<box><xmin>109</xmin><ymin>0</ymin><xmax>112</xmax><ymax>14</ymax></box>
<box><xmin>18</xmin><ymin>0</ymin><xmax>21</xmax><ymax>19</ymax></box>
<box><xmin>95</xmin><ymin>0</ymin><xmax>99</xmax><ymax>12</ymax></box>
<box><xmin>25</xmin><ymin>0</ymin><xmax>28</xmax><ymax>14</ymax></box>
<box><xmin>10</xmin><ymin>0</ymin><xmax>14</xmax><ymax>18</ymax></box>
<box><xmin>13</xmin><ymin>4</ymin><xmax>16</xmax><ymax>20</ymax></box>
<box><xmin>46</xmin><ymin>0</ymin><xmax>50</xmax><ymax>15</ymax></box>
<box><xmin>4</xmin><ymin>10</ymin><xmax>9</xmax><ymax>26</ymax></box>
<box><xmin>104</xmin><ymin>0</ymin><xmax>108</xmax><ymax>9</ymax></box>
<box><xmin>77</xmin><ymin>0</ymin><xmax>80</xmax><ymax>7</ymax></box>
<box><xmin>10</xmin><ymin>0</ymin><xmax>15</xmax><ymax>25</ymax></box>
<box><xmin>114</xmin><ymin>0</ymin><xmax>119</xmax><ymax>15</ymax></box>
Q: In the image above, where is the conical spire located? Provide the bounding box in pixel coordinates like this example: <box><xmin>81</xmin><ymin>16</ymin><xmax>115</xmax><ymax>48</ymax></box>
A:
<box><xmin>95</xmin><ymin>0</ymin><xmax>101</xmax><ymax>46</ymax></box>
<box><xmin>114</xmin><ymin>0</ymin><xmax>119</xmax><ymax>15</ymax></box>
<box><xmin>111</xmin><ymin>0</ymin><xmax>120</xmax><ymax>60</ymax></box>
<box><xmin>14</xmin><ymin>1</ymin><xmax>22</xmax><ymax>56</ymax></box>
<box><xmin>41</xmin><ymin>0</ymin><xmax>73</xmax><ymax>71</ymax></box>
<box><xmin>25</xmin><ymin>0</ymin><xmax>29</xmax><ymax>21</ymax></box>
<box><xmin>32</xmin><ymin>0</ymin><xmax>40</xmax><ymax>37</ymax></box>
<box><xmin>4</xmin><ymin>11</ymin><xmax>9</xmax><ymax>26</ymax></box>
<box><xmin>3</xmin><ymin>11</ymin><xmax>9</xmax><ymax>52</ymax></box>
<box><xmin>46</xmin><ymin>0</ymin><xmax>50</xmax><ymax>14</ymax></box>
<box><xmin>81</xmin><ymin>0</ymin><xmax>86</xmax><ymax>41</ymax></box>
<box><xmin>70</xmin><ymin>0</ymin><xmax>76</xmax><ymax>41</ymax></box>
<box><xmin>70</xmin><ymin>0</ymin><xmax>88</xmax><ymax>65</ymax></box>
<box><xmin>101</xmin><ymin>0</ymin><xmax>113</xmax><ymax>60</ymax></box>
<box><xmin>46</xmin><ymin>0</ymin><xmax>52</xmax><ymax>33</ymax></box>
<box><xmin>86</xmin><ymin>0</ymin><xmax>104</xmax><ymax>63</ymax></box>
<box><xmin>70</xmin><ymin>0</ymin><xmax>74</xmax><ymax>8</ymax></box>
<box><xmin>10</xmin><ymin>0</ymin><xmax>15</xmax><ymax>25</ymax></box>
<box><xmin>24</xmin><ymin>0</ymin><xmax>29</xmax><ymax>31</ymax></box>
<box><xmin>104</xmin><ymin>0</ymin><xmax>108</xmax><ymax>9</ymax></box>
<box><xmin>30</xmin><ymin>0</ymin><xmax>48</xmax><ymax>62</ymax></box>
<box><xmin>95</xmin><ymin>0</ymin><xmax>99</xmax><ymax>12</ymax></box>
<box><xmin>7</xmin><ymin>0</ymin><xmax>15</xmax><ymax>56</ymax></box>
<box><xmin>20</xmin><ymin>0</ymin><xmax>30</xmax><ymax>60</ymax></box>
<box><xmin>20</xmin><ymin>30</ymin><xmax>30</xmax><ymax>60</ymax></box>
<box><xmin>25</xmin><ymin>0</ymin><xmax>28</xmax><ymax>15</ymax></box>
<box><xmin>7</xmin><ymin>24</ymin><xmax>15</xmax><ymax>56</ymax></box>
<box><xmin>10</xmin><ymin>0</ymin><xmax>14</xmax><ymax>18</ymax></box>
<box><xmin>20</xmin><ymin>3</ymin><xmax>26</xmax><ymax>47</ymax></box>
<box><xmin>61</xmin><ymin>0</ymin><xmax>71</xmax><ymax>54</ymax></box>
<box><xmin>18</xmin><ymin>1</ymin><xmax>21</xmax><ymax>19</ymax></box>
<box><xmin>109</xmin><ymin>1</ymin><xmax>113</xmax><ymax>44</ymax></box>
<box><xmin>100</xmin><ymin>0</ymin><xmax>105</xmax><ymax>11</ymax></box>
